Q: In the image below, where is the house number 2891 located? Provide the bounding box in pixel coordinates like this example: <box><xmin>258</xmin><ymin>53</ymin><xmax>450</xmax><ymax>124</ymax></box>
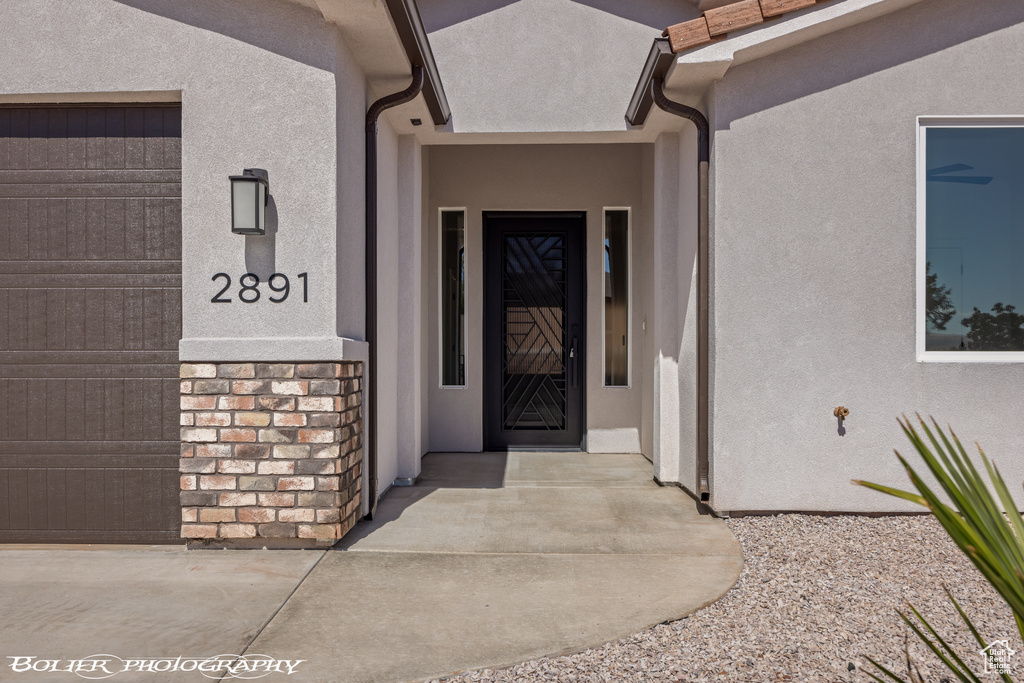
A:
<box><xmin>211</xmin><ymin>272</ymin><xmax>308</xmax><ymax>303</ymax></box>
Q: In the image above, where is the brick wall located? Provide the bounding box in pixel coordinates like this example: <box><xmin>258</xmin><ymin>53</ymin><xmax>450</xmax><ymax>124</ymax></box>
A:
<box><xmin>179</xmin><ymin>362</ymin><xmax>362</xmax><ymax>547</ymax></box>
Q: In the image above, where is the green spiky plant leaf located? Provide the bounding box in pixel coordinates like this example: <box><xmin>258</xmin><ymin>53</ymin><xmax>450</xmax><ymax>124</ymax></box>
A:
<box><xmin>852</xmin><ymin>415</ymin><xmax>1024</xmax><ymax>682</ymax></box>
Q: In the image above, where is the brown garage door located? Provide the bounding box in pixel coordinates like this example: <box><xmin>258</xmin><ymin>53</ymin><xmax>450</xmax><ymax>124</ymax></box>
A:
<box><xmin>0</xmin><ymin>105</ymin><xmax>182</xmax><ymax>543</ymax></box>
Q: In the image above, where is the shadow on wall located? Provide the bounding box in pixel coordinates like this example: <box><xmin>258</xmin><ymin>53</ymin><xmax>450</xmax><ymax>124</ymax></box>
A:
<box><xmin>244</xmin><ymin>195</ymin><xmax>278</xmax><ymax>279</ymax></box>
<box><xmin>111</xmin><ymin>0</ymin><xmax>335</xmax><ymax>72</ymax></box>
<box><xmin>417</xmin><ymin>0</ymin><xmax>699</xmax><ymax>33</ymax></box>
<box><xmin>716</xmin><ymin>0</ymin><xmax>1024</xmax><ymax>129</ymax></box>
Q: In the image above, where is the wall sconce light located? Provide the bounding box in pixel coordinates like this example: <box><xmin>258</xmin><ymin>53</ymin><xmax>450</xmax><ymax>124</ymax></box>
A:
<box><xmin>230</xmin><ymin>168</ymin><xmax>269</xmax><ymax>235</ymax></box>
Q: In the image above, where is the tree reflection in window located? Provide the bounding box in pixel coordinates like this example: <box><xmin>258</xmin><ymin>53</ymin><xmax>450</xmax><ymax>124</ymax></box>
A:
<box><xmin>924</xmin><ymin>127</ymin><xmax>1024</xmax><ymax>352</ymax></box>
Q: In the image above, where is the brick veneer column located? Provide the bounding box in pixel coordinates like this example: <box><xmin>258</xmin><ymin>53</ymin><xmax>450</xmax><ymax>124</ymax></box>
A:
<box><xmin>179</xmin><ymin>362</ymin><xmax>362</xmax><ymax>547</ymax></box>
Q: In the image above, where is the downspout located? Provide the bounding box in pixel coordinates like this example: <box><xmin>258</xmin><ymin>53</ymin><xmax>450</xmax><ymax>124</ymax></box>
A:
<box><xmin>651</xmin><ymin>77</ymin><xmax>711</xmax><ymax>503</ymax></box>
<box><xmin>364</xmin><ymin>65</ymin><xmax>424</xmax><ymax>520</ymax></box>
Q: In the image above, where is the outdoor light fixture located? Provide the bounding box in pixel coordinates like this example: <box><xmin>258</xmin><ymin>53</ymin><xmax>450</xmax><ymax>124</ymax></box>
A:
<box><xmin>230</xmin><ymin>168</ymin><xmax>269</xmax><ymax>235</ymax></box>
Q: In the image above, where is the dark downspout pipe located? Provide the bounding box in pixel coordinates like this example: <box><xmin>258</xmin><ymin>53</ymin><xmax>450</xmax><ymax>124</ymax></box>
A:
<box><xmin>651</xmin><ymin>77</ymin><xmax>711</xmax><ymax>503</ymax></box>
<box><xmin>365</xmin><ymin>65</ymin><xmax>424</xmax><ymax>520</ymax></box>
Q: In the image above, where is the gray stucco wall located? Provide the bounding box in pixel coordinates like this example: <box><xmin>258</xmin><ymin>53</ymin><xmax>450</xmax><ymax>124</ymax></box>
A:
<box><xmin>0</xmin><ymin>0</ymin><xmax>370</xmax><ymax>361</ymax></box>
<box><xmin>426</xmin><ymin>144</ymin><xmax>647</xmax><ymax>453</ymax></box>
<box><xmin>417</xmin><ymin>0</ymin><xmax>697</xmax><ymax>133</ymax></box>
<box><xmin>708</xmin><ymin>0</ymin><xmax>1024</xmax><ymax>512</ymax></box>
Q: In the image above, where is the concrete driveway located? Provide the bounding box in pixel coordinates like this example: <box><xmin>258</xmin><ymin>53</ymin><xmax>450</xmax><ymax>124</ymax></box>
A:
<box><xmin>0</xmin><ymin>453</ymin><xmax>742</xmax><ymax>683</ymax></box>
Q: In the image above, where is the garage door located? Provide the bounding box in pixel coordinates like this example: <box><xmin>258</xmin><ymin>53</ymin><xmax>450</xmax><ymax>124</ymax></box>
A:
<box><xmin>0</xmin><ymin>105</ymin><xmax>182</xmax><ymax>543</ymax></box>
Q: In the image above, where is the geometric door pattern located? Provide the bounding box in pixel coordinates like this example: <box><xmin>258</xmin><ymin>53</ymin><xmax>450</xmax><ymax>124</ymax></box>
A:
<box><xmin>501</xmin><ymin>233</ymin><xmax>567</xmax><ymax>430</ymax></box>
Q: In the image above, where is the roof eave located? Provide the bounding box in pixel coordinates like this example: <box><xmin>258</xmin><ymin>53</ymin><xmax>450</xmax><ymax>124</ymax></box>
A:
<box><xmin>626</xmin><ymin>0</ymin><xmax>930</xmax><ymax>127</ymax></box>
<box><xmin>383</xmin><ymin>0</ymin><xmax>451</xmax><ymax>126</ymax></box>
<box><xmin>625</xmin><ymin>38</ymin><xmax>674</xmax><ymax>127</ymax></box>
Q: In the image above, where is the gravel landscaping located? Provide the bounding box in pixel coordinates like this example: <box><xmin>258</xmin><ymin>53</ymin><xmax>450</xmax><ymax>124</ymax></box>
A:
<box><xmin>434</xmin><ymin>514</ymin><xmax>1020</xmax><ymax>682</ymax></box>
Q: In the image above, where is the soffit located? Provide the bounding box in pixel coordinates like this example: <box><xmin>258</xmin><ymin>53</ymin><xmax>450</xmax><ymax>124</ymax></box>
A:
<box><xmin>310</xmin><ymin>0</ymin><xmax>415</xmax><ymax>96</ymax></box>
<box><xmin>661</xmin><ymin>0</ymin><xmax>929</xmax><ymax>104</ymax></box>
<box><xmin>284</xmin><ymin>0</ymin><xmax>439</xmax><ymax>132</ymax></box>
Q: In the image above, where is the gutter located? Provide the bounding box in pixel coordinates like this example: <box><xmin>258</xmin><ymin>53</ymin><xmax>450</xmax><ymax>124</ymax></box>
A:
<box><xmin>365</xmin><ymin>0</ymin><xmax>451</xmax><ymax>520</ymax></box>
<box><xmin>626</xmin><ymin>40</ymin><xmax>711</xmax><ymax>503</ymax></box>
<box><xmin>383</xmin><ymin>0</ymin><xmax>451</xmax><ymax>126</ymax></box>
<box><xmin>625</xmin><ymin>38</ymin><xmax>675</xmax><ymax>128</ymax></box>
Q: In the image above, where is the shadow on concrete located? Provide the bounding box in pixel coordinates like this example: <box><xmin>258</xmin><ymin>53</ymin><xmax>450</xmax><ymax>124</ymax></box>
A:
<box><xmin>337</xmin><ymin>452</ymin><xmax>507</xmax><ymax>549</ymax></box>
<box><xmin>248</xmin><ymin>452</ymin><xmax>743</xmax><ymax>682</ymax></box>
<box><xmin>414</xmin><ymin>451</ymin><xmax>508</xmax><ymax>489</ymax></box>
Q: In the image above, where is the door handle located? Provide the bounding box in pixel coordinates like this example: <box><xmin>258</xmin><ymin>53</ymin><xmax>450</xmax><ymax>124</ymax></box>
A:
<box><xmin>569</xmin><ymin>335</ymin><xmax>579</xmax><ymax>388</ymax></box>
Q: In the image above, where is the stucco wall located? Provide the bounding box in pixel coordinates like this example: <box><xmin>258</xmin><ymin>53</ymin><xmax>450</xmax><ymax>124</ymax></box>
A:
<box><xmin>0</xmin><ymin>0</ymin><xmax>365</xmax><ymax>361</ymax></box>
<box><xmin>647</xmin><ymin>131</ymin><xmax>700</xmax><ymax>489</ymax></box>
<box><xmin>426</xmin><ymin>144</ymin><xmax>647</xmax><ymax>453</ymax></box>
<box><xmin>417</xmin><ymin>0</ymin><xmax>698</xmax><ymax>134</ymax></box>
<box><xmin>708</xmin><ymin>0</ymin><xmax>1024</xmax><ymax>511</ymax></box>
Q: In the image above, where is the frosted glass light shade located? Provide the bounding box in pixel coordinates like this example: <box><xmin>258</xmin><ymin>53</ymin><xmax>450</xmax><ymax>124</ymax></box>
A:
<box><xmin>230</xmin><ymin>169</ymin><xmax>269</xmax><ymax>235</ymax></box>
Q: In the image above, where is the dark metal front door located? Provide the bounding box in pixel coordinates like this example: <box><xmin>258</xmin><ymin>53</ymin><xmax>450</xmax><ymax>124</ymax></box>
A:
<box><xmin>484</xmin><ymin>212</ymin><xmax>585</xmax><ymax>450</ymax></box>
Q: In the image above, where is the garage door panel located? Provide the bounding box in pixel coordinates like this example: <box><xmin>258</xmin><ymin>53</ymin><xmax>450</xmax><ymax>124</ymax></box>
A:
<box><xmin>26</xmin><ymin>469</ymin><xmax>49</xmax><ymax>529</ymax></box>
<box><xmin>104</xmin><ymin>198</ymin><xmax>126</xmax><ymax>259</ymax></box>
<box><xmin>66</xmin><ymin>110</ymin><xmax>88</xmax><ymax>168</ymax></box>
<box><xmin>6</xmin><ymin>469</ymin><xmax>28</xmax><ymax>529</ymax></box>
<box><xmin>0</xmin><ymin>105</ymin><xmax>181</xmax><ymax>542</ymax></box>
<box><xmin>26</xmin><ymin>288</ymin><xmax>48</xmax><ymax>347</ymax></box>
<box><xmin>5</xmin><ymin>198</ymin><xmax>28</xmax><ymax>259</ymax></box>
<box><xmin>28</xmin><ymin>197</ymin><xmax>48</xmax><ymax>258</ymax></box>
<box><xmin>163</xmin><ymin>379</ymin><xmax>180</xmax><ymax>441</ymax></box>
<box><xmin>104</xmin><ymin>110</ymin><xmax>126</xmax><ymax>168</ymax></box>
<box><xmin>104</xmin><ymin>288</ymin><xmax>125</xmax><ymax>349</ymax></box>
<box><xmin>45</xmin><ymin>288</ymin><xmax>66</xmax><ymax>349</ymax></box>
<box><xmin>0</xmin><ymin>470</ymin><xmax>8</xmax><ymax>529</ymax></box>
<box><xmin>84</xmin><ymin>469</ymin><xmax>107</xmax><ymax>530</ymax></box>
<box><xmin>105</xmin><ymin>468</ymin><xmax>126</xmax><ymax>530</ymax></box>
<box><xmin>46</xmin><ymin>198</ymin><xmax>68</xmax><ymax>259</ymax></box>
<box><xmin>65</xmin><ymin>468</ymin><xmax>87</xmax><ymax>528</ymax></box>
<box><xmin>144</xmin><ymin>198</ymin><xmax>166</xmax><ymax>258</ymax></box>
<box><xmin>46</xmin><ymin>109</ymin><xmax>68</xmax><ymax>167</ymax></box>
<box><xmin>63</xmin><ymin>288</ymin><xmax>85</xmax><ymax>346</ymax></box>
<box><xmin>7</xmin><ymin>110</ymin><xmax>29</xmax><ymax>169</ymax></box>
<box><xmin>2</xmin><ymin>379</ymin><xmax>28</xmax><ymax>440</ymax></box>
<box><xmin>45</xmin><ymin>379</ymin><xmax>65</xmax><ymax>441</ymax></box>
<box><xmin>165</xmin><ymin>198</ymin><xmax>182</xmax><ymax>260</ymax></box>
<box><xmin>46</xmin><ymin>469</ymin><xmax>67</xmax><ymax>530</ymax></box>
<box><xmin>163</xmin><ymin>288</ymin><xmax>181</xmax><ymax>349</ymax></box>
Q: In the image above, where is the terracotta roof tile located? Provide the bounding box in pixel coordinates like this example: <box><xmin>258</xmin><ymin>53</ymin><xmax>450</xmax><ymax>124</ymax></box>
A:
<box><xmin>665</xmin><ymin>0</ymin><xmax>828</xmax><ymax>53</ymax></box>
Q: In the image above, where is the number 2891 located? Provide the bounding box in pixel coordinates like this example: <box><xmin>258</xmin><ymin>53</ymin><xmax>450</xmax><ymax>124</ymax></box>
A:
<box><xmin>211</xmin><ymin>272</ymin><xmax>308</xmax><ymax>304</ymax></box>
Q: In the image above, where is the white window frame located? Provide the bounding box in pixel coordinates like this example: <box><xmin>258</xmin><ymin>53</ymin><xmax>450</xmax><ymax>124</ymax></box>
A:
<box><xmin>438</xmin><ymin>207</ymin><xmax>468</xmax><ymax>387</ymax></box>
<box><xmin>602</xmin><ymin>207</ymin><xmax>632</xmax><ymax>387</ymax></box>
<box><xmin>917</xmin><ymin>116</ymin><xmax>1024</xmax><ymax>363</ymax></box>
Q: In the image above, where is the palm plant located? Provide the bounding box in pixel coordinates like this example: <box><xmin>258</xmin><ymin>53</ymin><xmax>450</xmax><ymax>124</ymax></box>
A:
<box><xmin>853</xmin><ymin>415</ymin><xmax>1024</xmax><ymax>682</ymax></box>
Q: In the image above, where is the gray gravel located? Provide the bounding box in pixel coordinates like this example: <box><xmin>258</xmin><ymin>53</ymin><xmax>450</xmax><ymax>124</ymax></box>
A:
<box><xmin>432</xmin><ymin>515</ymin><xmax>1021</xmax><ymax>682</ymax></box>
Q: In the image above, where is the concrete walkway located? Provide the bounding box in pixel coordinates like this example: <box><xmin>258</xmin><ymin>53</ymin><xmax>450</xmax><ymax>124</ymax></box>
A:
<box><xmin>0</xmin><ymin>453</ymin><xmax>742</xmax><ymax>683</ymax></box>
<box><xmin>250</xmin><ymin>452</ymin><xmax>743</xmax><ymax>682</ymax></box>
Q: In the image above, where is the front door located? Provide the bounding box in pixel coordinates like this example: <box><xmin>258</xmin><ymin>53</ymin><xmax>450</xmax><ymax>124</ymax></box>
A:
<box><xmin>483</xmin><ymin>212</ymin><xmax>586</xmax><ymax>450</ymax></box>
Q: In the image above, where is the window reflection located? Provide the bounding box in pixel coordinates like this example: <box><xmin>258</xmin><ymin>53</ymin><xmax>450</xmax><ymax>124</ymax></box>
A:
<box><xmin>925</xmin><ymin>127</ymin><xmax>1024</xmax><ymax>351</ymax></box>
<box><xmin>604</xmin><ymin>210</ymin><xmax>629</xmax><ymax>385</ymax></box>
<box><xmin>441</xmin><ymin>210</ymin><xmax>465</xmax><ymax>384</ymax></box>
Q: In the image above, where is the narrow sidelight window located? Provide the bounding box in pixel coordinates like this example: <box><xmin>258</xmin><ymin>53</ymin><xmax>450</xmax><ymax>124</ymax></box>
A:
<box><xmin>920</xmin><ymin>122</ymin><xmax>1024</xmax><ymax>357</ymax></box>
<box><xmin>441</xmin><ymin>209</ymin><xmax>466</xmax><ymax>385</ymax></box>
<box><xmin>604</xmin><ymin>209</ymin><xmax>629</xmax><ymax>386</ymax></box>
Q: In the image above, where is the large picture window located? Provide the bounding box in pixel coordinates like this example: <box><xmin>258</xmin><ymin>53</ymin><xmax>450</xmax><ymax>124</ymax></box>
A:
<box><xmin>440</xmin><ymin>209</ymin><xmax>466</xmax><ymax>385</ymax></box>
<box><xmin>919</xmin><ymin>120</ymin><xmax>1024</xmax><ymax>359</ymax></box>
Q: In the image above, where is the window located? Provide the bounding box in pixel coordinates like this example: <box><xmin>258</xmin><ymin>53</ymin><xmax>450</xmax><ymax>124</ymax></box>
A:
<box><xmin>604</xmin><ymin>209</ymin><xmax>629</xmax><ymax>385</ymax></box>
<box><xmin>440</xmin><ymin>209</ymin><xmax>466</xmax><ymax>385</ymax></box>
<box><xmin>919</xmin><ymin>119</ymin><xmax>1024</xmax><ymax>359</ymax></box>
